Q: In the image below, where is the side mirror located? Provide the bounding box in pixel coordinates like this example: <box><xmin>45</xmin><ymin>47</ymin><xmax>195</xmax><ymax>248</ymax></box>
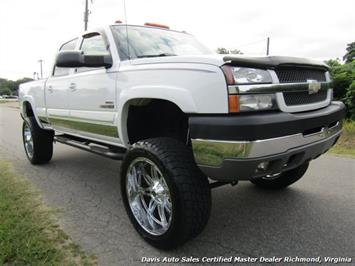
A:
<box><xmin>55</xmin><ymin>50</ymin><xmax>112</xmax><ymax>68</ymax></box>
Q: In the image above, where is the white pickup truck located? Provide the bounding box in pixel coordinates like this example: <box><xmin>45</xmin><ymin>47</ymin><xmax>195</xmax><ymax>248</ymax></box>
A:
<box><xmin>19</xmin><ymin>23</ymin><xmax>346</xmax><ymax>249</ymax></box>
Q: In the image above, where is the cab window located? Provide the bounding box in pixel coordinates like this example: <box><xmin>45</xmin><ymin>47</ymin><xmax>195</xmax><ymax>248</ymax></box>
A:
<box><xmin>53</xmin><ymin>38</ymin><xmax>78</xmax><ymax>77</ymax></box>
<box><xmin>81</xmin><ymin>34</ymin><xmax>110</xmax><ymax>56</ymax></box>
<box><xmin>76</xmin><ymin>33</ymin><xmax>110</xmax><ymax>73</ymax></box>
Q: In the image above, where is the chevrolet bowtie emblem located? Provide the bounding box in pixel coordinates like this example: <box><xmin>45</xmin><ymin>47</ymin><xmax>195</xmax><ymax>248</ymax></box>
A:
<box><xmin>307</xmin><ymin>79</ymin><xmax>321</xmax><ymax>94</ymax></box>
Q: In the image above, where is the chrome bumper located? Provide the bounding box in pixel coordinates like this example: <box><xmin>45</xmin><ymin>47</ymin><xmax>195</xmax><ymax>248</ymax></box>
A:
<box><xmin>192</xmin><ymin>122</ymin><xmax>342</xmax><ymax>174</ymax></box>
<box><xmin>192</xmin><ymin>121</ymin><xmax>341</xmax><ymax>167</ymax></box>
<box><xmin>192</xmin><ymin>125</ymin><xmax>341</xmax><ymax>181</ymax></box>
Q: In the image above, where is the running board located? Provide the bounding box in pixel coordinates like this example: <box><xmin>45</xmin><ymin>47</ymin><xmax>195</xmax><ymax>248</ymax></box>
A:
<box><xmin>54</xmin><ymin>135</ymin><xmax>126</xmax><ymax>160</ymax></box>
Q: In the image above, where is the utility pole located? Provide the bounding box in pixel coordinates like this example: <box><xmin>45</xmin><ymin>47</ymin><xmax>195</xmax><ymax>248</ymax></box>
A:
<box><xmin>266</xmin><ymin>37</ymin><xmax>270</xmax><ymax>56</ymax></box>
<box><xmin>84</xmin><ymin>0</ymin><xmax>89</xmax><ymax>31</ymax></box>
<box><xmin>38</xmin><ymin>60</ymin><xmax>43</xmax><ymax>79</ymax></box>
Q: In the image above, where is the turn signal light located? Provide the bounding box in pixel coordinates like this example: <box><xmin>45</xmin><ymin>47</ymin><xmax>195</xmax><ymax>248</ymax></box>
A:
<box><xmin>228</xmin><ymin>95</ymin><xmax>239</xmax><ymax>113</ymax></box>
<box><xmin>144</xmin><ymin>22</ymin><xmax>170</xmax><ymax>29</ymax></box>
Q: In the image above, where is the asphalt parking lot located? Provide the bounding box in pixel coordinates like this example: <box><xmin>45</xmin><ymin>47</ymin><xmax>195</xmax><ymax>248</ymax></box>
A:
<box><xmin>0</xmin><ymin>103</ymin><xmax>354</xmax><ymax>265</ymax></box>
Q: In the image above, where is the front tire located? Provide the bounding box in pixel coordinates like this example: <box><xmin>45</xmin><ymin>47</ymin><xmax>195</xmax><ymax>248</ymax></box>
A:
<box><xmin>120</xmin><ymin>138</ymin><xmax>211</xmax><ymax>249</ymax></box>
<box><xmin>250</xmin><ymin>162</ymin><xmax>309</xmax><ymax>189</ymax></box>
<box><xmin>22</xmin><ymin>117</ymin><xmax>54</xmax><ymax>164</ymax></box>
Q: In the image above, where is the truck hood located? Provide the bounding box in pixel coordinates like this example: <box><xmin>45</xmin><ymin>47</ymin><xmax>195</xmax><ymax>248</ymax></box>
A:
<box><xmin>129</xmin><ymin>54</ymin><xmax>328</xmax><ymax>70</ymax></box>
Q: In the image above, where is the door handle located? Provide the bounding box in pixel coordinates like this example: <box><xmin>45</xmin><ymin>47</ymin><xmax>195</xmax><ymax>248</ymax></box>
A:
<box><xmin>47</xmin><ymin>86</ymin><xmax>53</xmax><ymax>93</ymax></box>
<box><xmin>69</xmin><ymin>83</ymin><xmax>77</xmax><ymax>91</ymax></box>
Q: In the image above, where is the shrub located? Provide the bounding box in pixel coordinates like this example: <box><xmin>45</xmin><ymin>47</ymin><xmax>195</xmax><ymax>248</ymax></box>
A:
<box><xmin>345</xmin><ymin>81</ymin><xmax>355</xmax><ymax>119</ymax></box>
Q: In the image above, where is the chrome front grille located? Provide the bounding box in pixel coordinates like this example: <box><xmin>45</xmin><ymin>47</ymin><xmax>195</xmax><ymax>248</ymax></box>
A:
<box><xmin>283</xmin><ymin>90</ymin><xmax>328</xmax><ymax>106</ymax></box>
<box><xmin>275</xmin><ymin>67</ymin><xmax>327</xmax><ymax>83</ymax></box>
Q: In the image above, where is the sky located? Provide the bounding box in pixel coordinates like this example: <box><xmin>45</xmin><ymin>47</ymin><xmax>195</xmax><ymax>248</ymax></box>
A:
<box><xmin>0</xmin><ymin>0</ymin><xmax>354</xmax><ymax>80</ymax></box>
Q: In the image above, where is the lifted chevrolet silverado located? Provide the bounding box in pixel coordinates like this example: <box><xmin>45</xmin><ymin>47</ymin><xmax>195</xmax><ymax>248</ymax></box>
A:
<box><xmin>19</xmin><ymin>23</ymin><xmax>346</xmax><ymax>249</ymax></box>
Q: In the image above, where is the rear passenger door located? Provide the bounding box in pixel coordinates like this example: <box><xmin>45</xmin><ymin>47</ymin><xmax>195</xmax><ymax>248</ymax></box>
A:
<box><xmin>67</xmin><ymin>32</ymin><xmax>118</xmax><ymax>143</ymax></box>
<box><xmin>45</xmin><ymin>38</ymin><xmax>78</xmax><ymax>131</ymax></box>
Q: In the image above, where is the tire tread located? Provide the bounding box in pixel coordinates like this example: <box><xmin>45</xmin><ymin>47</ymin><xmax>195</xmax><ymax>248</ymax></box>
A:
<box><xmin>121</xmin><ymin>137</ymin><xmax>211</xmax><ymax>249</ymax></box>
<box><xmin>23</xmin><ymin>117</ymin><xmax>53</xmax><ymax>164</ymax></box>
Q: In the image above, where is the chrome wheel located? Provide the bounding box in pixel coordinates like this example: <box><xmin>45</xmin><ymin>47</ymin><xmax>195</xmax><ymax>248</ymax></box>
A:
<box><xmin>23</xmin><ymin>123</ymin><xmax>34</xmax><ymax>159</ymax></box>
<box><xmin>126</xmin><ymin>157</ymin><xmax>172</xmax><ymax>236</ymax></box>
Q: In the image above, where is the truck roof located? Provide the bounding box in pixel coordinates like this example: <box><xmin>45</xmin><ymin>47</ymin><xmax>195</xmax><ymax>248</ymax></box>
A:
<box><xmin>109</xmin><ymin>24</ymin><xmax>191</xmax><ymax>35</ymax></box>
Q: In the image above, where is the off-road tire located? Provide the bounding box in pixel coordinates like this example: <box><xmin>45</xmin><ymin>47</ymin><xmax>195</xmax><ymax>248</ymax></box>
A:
<box><xmin>250</xmin><ymin>162</ymin><xmax>309</xmax><ymax>189</ymax></box>
<box><xmin>120</xmin><ymin>137</ymin><xmax>211</xmax><ymax>249</ymax></box>
<box><xmin>22</xmin><ymin>117</ymin><xmax>54</xmax><ymax>164</ymax></box>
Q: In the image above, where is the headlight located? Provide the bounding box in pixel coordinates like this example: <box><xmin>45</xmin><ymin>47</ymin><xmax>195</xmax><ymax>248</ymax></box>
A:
<box><xmin>228</xmin><ymin>94</ymin><xmax>277</xmax><ymax>112</ymax></box>
<box><xmin>222</xmin><ymin>65</ymin><xmax>272</xmax><ymax>84</ymax></box>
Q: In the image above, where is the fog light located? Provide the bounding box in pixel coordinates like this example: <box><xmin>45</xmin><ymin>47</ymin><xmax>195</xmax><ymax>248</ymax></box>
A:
<box><xmin>257</xmin><ymin>161</ymin><xmax>269</xmax><ymax>171</ymax></box>
<box><xmin>238</xmin><ymin>94</ymin><xmax>277</xmax><ymax>112</ymax></box>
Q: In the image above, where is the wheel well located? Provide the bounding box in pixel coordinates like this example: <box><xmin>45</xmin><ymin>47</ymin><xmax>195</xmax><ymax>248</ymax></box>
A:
<box><xmin>127</xmin><ymin>99</ymin><xmax>189</xmax><ymax>144</ymax></box>
<box><xmin>23</xmin><ymin>102</ymin><xmax>34</xmax><ymax>117</ymax></box>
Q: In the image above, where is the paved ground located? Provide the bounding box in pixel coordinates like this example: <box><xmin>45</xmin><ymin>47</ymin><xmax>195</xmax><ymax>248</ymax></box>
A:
<box><xmin>0</xmin><ymin>103</ymin><xmax>354</xmax><ymax>265</ymax></box>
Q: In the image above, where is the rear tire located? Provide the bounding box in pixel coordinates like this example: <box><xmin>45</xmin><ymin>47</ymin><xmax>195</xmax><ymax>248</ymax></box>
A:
<box><xmin>250</xmin><ymin>162</ymin><xmax>309</xmax><ymax>189</ymax></box>
<box><xmin>22</xmin><ymin>117</ymin><xmax>54</xmax><ymax>164</ymax></box>
<box><xmin>120</xmin><ymin>137</ymin><xmax>211</xmax><ymax>249</ymax></box>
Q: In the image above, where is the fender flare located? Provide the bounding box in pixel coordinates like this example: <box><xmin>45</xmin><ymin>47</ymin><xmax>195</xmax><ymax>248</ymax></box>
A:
<box><xmin>20</xmin><ymin>96</ymin><xmax>44</xmax><ymax>129</ymax></box>
<box><xmin>116</xmin><ymin>85</ymin><xmax>196</xmax><ymax>145</ymax></box>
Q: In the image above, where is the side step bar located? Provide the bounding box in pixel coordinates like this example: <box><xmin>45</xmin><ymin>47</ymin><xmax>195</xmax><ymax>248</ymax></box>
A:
<box><xmin>54</xmin><ymin>135</ymin><xmax>126</xmax><ymax>160</ymax></box>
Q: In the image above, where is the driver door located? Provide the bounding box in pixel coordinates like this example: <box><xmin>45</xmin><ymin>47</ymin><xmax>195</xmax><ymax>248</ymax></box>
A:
<box><xmin>66</xmin><ymin>32</ymin><xmax>118</xmax><ymax>143</ymax></box>
<box><xmin>46</xmin><ymin>38</ymin><xmax>77</xmax><ymax>131</ymax></box>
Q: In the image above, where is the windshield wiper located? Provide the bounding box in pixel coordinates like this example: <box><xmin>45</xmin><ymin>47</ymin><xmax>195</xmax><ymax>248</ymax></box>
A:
<box><xmin>137</xmin><ymin>53</ymin><xmax>177</xmax><ymax>58</ymax></box>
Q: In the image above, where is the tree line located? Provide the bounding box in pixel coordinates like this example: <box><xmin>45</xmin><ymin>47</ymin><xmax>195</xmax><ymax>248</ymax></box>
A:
<box><xmin>325</xmin><ymin>42</ymin><xmax>355</xmax><ymax>119</ymax></box>
<box><xmin>0</xmin><ymin>78</ymin><xmax>33</xmax><ymax>96</ymax></box>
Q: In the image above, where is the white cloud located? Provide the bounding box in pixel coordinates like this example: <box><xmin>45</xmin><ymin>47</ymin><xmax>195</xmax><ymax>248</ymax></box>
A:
<box><xmin>0</xmin><ymin>0</ymin><xmax>354</xmax><ymax>79</ymax></box>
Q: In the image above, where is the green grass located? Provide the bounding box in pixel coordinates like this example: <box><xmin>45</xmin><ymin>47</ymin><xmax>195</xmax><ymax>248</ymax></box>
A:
<box><xmin>0</xmin><ymin>100</ymin><xmax>8</xmax><ymax>104</ymax></box>
<box><xmin>330</xmin><ymin>120</ymin><xmax>355</xmax><ymax>157</ymax></box>
<box><xmin>0</xmin><ymin>161</ymin><xmax>97</xmax><ymax>266</ymax></box>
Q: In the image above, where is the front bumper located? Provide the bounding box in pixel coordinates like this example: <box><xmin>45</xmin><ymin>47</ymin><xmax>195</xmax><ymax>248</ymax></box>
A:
<box><xmin>190</xmin><ymin>101</ymin><xmax>346</xmax><ymax>181</ymax></box>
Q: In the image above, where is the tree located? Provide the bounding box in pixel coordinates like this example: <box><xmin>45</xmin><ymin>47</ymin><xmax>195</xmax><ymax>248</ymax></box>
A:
<box><xmin>325</xmin><ymin>59</ymin><xmax>341</xmax><ymax>69</ymax></box>
<box><xmin>0</xmin><ymin>77</ymin><xmax>33</xmax><ymax>96</ymax></box>
<box><xmin>326</xmin><ymin>56</ymin><xmax>355</xmax><ymax>119</ymax></box>
<box><xmin>216</xmin><ymin>47</ymin><xmax>243</xmax><ymax>55</ymax></box>
<box><xmin>229</xmin><ymin>49</ymin><xmax>243</xmax><ymax>55</ymax></box>
<box><xmin>0</xmin><ymin>87</ymin><xmax>12</xmax><ymax>96</ymax></box>
<box><xmin>325</xmin><ymin>59</ymin><xmax>354</xmax><ymax>101</ymax></box>
<box><xmin>343</xmin><ymin>42</ymin><xmax>355</xmax><ymax>63</ymax></box>
<box><xmin>216</xmin><ymin>47</ymin><xmax>229</xmax><ymax>54</ymax></box>
<box><xmin>345</xmin><ymin>81</ymin><xmax>355</xmax><ymax>119</ymax></box>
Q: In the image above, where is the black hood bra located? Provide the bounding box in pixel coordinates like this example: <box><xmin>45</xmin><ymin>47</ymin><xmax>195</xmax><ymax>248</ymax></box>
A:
<box><xmin>223</xmin><ymin>55</ymin><xmax>329</xmax><ymax>70</ymax></box>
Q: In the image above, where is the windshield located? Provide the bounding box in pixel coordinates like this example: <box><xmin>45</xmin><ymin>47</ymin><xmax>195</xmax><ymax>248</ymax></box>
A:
<box><xmin>111</xmin><ymin>25</ymin><xmax>213</xmax><ymax>60</ymax></box>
